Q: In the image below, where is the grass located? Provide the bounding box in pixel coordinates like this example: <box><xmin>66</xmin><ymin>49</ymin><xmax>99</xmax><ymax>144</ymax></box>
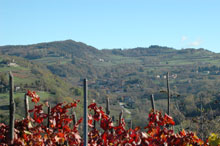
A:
<box><xmin>0</xmin><ymin>91</ymin><xmax>55</xmax><ymax>123</ymax></box>
<box><xmin>37</xmin><ymin>91</ymin><xmax>55</xmax><ymax>101</ymax></box>
<box><xmin>0</xmin><ymin>91</ymin><xmax>53</xmax><ymax>106</ymax></box>
<box><xmin>0</xmin><ymin>66</ymin><xmax>29</xmax><ymax>72</ymax></box>
<box><xmin>0</xmin><ymin>92</ymin><xmax>25</xmax><ymax>123</ymax></box>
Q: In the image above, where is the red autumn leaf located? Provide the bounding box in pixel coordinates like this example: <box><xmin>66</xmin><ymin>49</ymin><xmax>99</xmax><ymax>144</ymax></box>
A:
<box><xmin>63</xmin><ymin>125</ymin><xmax>71</xmax><ymax>132</ymax></box>
<box><xmin>93</xmin><ymin>112</ymin><xmax>101</xmax><ymax>121</ymax></box>
<box><xmin>164</xmin><ymin>114</ymin><xmax>175</xmax><ymax>125</ymax></box>
<box><xmin>100</xmin><ymin>118</ymin><xmax>113</xmax><ymax>131</ymax></box>
<box><xmin>88</xmin><ymin>102</ymin><xmax>97</xmax><ymax>109</ymax></box>
<box><xmin>88</xmin><ymin>114</ymin><xmax>93</xmax><ymax>128</ymax></box>
<box><xmin>63</xmin><ymin>118</ymin><xmax>72</xmax><ymax>125</ymax></box>
<box><xmin>57</xmin><ymin>132</ymin><xmax>65</xmax><ymax>138</ymax></box>
<box><xmin>31</xmin><ymin>97</ymin><xmax>40</xmax><ymax>103</ymax></box>
<box><xmin>27</xmin><ymin>90</ymin><xmax>40</xmax><ymax>103</ymax></box>
<box><xmin>101</xmin><ymin>132</ymin><xmax>107</xmax><ymax>144</ymax></box>
<box><xmin>179</xmin><ymin>129</ymin><xmax>186</xmax><ymax>136</ymax></box>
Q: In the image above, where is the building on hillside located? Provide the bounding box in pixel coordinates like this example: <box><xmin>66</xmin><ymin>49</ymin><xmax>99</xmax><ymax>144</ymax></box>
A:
<box><xmin>99</xmin><ymin>58</ymin><xmax>104</xmax><ymax>62</ymax></box>
<box><xmin>8</xmin><ymin>62</ymin><xmax>19</xmax><ymax>67</ymax></box>
<box><xmin>171</xmin><ymin>74</ymin><xmax>177</xmax><ymax>79</ymax></box>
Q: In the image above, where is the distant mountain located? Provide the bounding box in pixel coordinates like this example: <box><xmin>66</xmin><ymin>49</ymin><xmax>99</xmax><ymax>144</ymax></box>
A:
<box><xmin>102</xmin><ymin>45</ymin><xmax>214</xmax><ymax>57</ymax></box>
<box><xmin>0</xmin><ymin>40</ymin><xmax>103</xmax><ymax>60</ymax></box>
<box><xmin>0</xmin><ymin>40</ymin><xmax>214</xmax><ymax>61</ymax></box>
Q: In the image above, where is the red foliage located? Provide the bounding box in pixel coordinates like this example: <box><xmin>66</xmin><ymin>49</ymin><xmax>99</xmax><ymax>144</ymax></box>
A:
<box><xmin>0</xmin><ymin>90</ymin><xmax>208</xmax><ymax>146</ymax></box>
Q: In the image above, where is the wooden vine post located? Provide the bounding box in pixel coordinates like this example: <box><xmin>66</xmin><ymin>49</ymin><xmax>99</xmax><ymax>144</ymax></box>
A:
<box><xmin>9</xmin><ymin>72</ymin><xmax>15</xmax><ymax>144</ymax></box>
<box><xmin>130</xmin><ymin>120</ymin><xmax>132</xmax><ymax>129</ymax></box>
<box><xmin>200</xmin><ymin>96</ymin><xmax>204</xmax><ymax>140</ymax></box>
<box><xmin>106</xmin><ymin>97</ymin><xmax>110</xmax><ymax>115</ymax></box>
<box><xmin>106</xmin><ymin>97</ymin><xmax>114</xmax><ymax>133</ymax></box>
<box><xmin>72</xmin><ymin>111</ymin><xmax>77</xmax><ymax>126</ymax></box>
<box><xmin>24</xmin><ymin>93</ymin><xmax>29</xmax><ymax>118</ymax></box>
<box><xmin>150</xmin><ymin>94</ymin><xmax>155</xmax><ymax>111</ymax></box>
<box><xmin>119</xmin><ymin>110</ymin><xmax>123</xmax><ymax>125</ymax></box>
<box><xmin>47</xmin><ymin>104</ymin><xmax>51</xmax><ymax>128</ymax></box>
<box><xmin>167</xmin><ymin>72</ymin><xmax>170</xmax><ymax>115</ymax></box>
<box><xmin>93</xmin><ymin>111</ymin><xmax>96</xmax><ymax>129</ymax></box>
<box><xmin>83</xmin><ymin>78</ymin><xmax>88</xmax><ymax>146</ymax></box>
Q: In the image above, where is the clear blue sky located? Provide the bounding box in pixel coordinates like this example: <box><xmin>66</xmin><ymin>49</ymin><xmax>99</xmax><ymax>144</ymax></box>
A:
<box><xmin>0</xmin><ymin>0</ymin><xmax>220</xmax><ymax>52</ymax></box>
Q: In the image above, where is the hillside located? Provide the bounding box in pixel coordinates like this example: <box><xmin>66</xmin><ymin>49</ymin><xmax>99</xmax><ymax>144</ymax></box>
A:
<box><xmin>0</xmin><ymin>54</ymin><xmax>84</xmax><ymax>123</ymax></box>
<box><xmin>0</xmin><ymin>40</ymin><xmax>106</xmax><ymax>81</ymax></box>
<box><xmin>0</xmin><ymin>40</ymin><xmax>220</xmax><ymax>136</ymax></box>
<box><xmin>0</xmin><ymin>40</ymin><xmax>103</xmax><ymax>60</ymax></box>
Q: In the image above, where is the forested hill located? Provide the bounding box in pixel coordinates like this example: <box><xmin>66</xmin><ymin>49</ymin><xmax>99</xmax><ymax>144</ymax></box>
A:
<box><xmin>103</xmin><ymin>45</ymin><xmax>214</xmax><ymax>58</ymax></box>
<box><xmin>0</xmin><ymin>40</ymin><xmax>215</xmax><ymax>60</ymax></box>
<box><xmin>0</xmin><ymin>40</ymin><xmax>220</xmax><ymax>136</ymax></box>
<box><xmin>0</xmin><ymin>40</ymin><xmax>103</xmax><ymax>60</ymax></box>
<box><xmin>0</xmin><ymin>40</ymin><xmax>105</xmax><ymax>80</ymax></box>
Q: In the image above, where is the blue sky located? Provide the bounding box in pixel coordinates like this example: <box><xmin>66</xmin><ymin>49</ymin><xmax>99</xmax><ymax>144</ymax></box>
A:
<box><xmin>0</xmin><ymin>0</ymin><xmax>220</xmax><ymax>52</ymax></box>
